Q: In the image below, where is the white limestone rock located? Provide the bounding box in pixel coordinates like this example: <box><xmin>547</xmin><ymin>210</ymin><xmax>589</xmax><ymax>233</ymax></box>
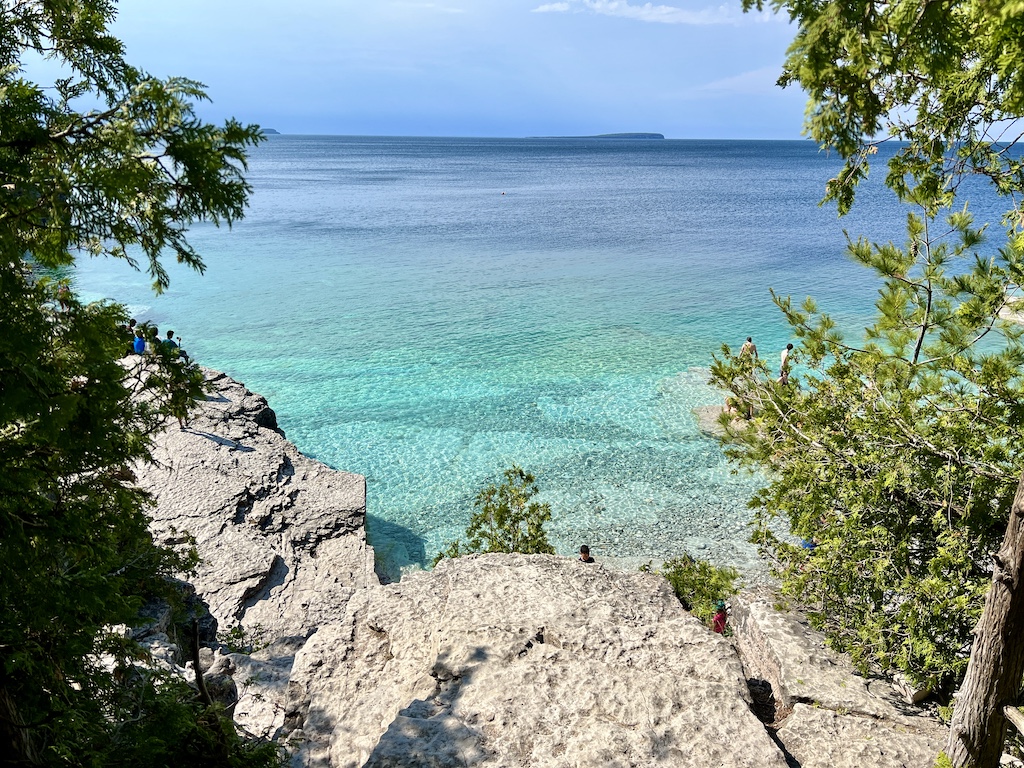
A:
<box><xmin>730</xmin><ymin>590</ymin><xmax>947</xmax><ymax>767</ymax></box>
<box><xmin>733</xmin><ymin>590</ymin><xmax>906</xmax><ymax>719</ymax></box>
<box><xmin>776</xmin><ymin>704</ymin><xmax>945</xmax><ymax>768</ymax></box>
<box><xmin>284</xmin><ymin>553</ymin><xmax>790</xmax><ymax>768</ymax></box>
<box><xmin>136</xmin><ymin>368</ymin><xmax>377</xmax><ymax>640</ymax></box>
<box><xmin>229</xmin><ymin>637</ymin><xmax>307</xmax><ymax>740</ymax></box>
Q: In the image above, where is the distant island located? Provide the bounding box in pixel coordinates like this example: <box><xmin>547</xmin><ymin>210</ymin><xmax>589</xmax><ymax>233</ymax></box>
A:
<box><xmin>262</xmin><ymin>128</ymin><xmax>281</xmax><ymax>135</ymax></box>
<box><xmin>529</xmin><ymin>132</ymin><xmax>664</xmax><ymax>140</ymax></box>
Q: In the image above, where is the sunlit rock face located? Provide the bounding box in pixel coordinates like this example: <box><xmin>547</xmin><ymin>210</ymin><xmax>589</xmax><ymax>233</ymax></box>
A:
<box><xmin>137</xmin><ymin>368</ymin><xmax>376</xmax><ymax>641</ymax></box>
<box><xmin>136</xmin><ymin>369</ymin><xmax>946</xmax><ymax>768</ymax></box>
<box><xmin>283</xmin><ymin>553</ymin><xmax>789</xmax><ymax>768</ymax></box>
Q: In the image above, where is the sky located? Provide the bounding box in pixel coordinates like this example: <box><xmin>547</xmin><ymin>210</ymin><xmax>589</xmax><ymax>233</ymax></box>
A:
<box><xmin>101</xmin><ymin>0</ymin><xmax>806</xmax><ymax>139</ymax></box>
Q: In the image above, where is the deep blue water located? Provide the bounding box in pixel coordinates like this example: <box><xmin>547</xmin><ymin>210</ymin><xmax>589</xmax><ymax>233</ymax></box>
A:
<box><xmin>73</xmin><ymin>136</ymin><xmax>1001</xmax><ymax>575</ymax></box>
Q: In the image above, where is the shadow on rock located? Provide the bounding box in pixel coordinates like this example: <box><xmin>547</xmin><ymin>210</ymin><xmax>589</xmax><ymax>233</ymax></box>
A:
<box><xmin>364</xmin><ymin>661</ymin><xmax>485</xmax><ymax>768</ymax></box>
<box><xmin>187</xmin><ymin>429</ymin><xmax>256</xmax><ymax>452</ymax></box>
<box><xmin>366</xmin><ymin>514</ymin><xmax>427</xmax><ymax>583</ymax></box>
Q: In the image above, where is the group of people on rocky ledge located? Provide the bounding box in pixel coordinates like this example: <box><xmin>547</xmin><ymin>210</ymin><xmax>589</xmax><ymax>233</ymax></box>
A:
<box><xmin>121</xmin><ymin>318</ymin><xmax>190</xmax><ymax>362</ymax></box>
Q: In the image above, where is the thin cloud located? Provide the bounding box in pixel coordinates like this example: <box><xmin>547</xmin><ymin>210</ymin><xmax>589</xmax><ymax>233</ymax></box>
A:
<box><xmin>698</xmin><ymin>66</ymin><xmax>783</xmax><ymax>95</ymax></box>
<box><xmin>531</xmin><ymin>0</ymin><xmax>777</xmax><ymax>25</ymax></box>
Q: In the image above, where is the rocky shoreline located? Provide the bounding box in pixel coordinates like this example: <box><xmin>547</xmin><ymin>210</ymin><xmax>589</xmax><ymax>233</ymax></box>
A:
<box><xmin>133</xmin><ymin>368</ymin><xmax>947</xmax><ymax>767</ymax></box>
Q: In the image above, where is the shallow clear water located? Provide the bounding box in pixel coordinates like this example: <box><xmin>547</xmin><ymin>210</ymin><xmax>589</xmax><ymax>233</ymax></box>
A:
<box><xmin>73</xmin><ymin>136</ymin><xmax>969</xmax><ymax>574</ymax></box>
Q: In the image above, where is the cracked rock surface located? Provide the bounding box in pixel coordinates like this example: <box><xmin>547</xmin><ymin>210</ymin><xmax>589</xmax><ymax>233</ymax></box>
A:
<box><xmin>137</xmin><ymin>368</ymin><xmax>376</xmax><ymax>640</ymax></box>
<box><xmin>731</xmin><ymin>590</ymin><xmax>947</xmax><ymax>768</ymax></box>
<box><xmin>284</xmin><ymin>553</ymin><xmax>789</xmax><ymax>768</ymax></box>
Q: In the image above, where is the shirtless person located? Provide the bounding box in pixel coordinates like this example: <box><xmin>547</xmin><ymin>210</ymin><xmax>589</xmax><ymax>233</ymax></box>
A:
<box><xmin>739</xmin><ymin>336</ymin><xmax>758</xmax><ymax>360</ymax></box>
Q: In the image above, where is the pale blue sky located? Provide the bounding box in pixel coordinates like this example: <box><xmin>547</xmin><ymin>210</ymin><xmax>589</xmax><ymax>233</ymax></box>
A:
<box><xmin>107</xmin><ymin>0</ymin><xmax>805</xmax><ymax>138</ymax></box>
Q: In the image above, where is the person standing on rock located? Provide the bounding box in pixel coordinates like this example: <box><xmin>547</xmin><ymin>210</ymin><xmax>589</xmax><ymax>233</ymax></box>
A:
<box><xmin>778</xmin><ymin>343</ymin><xmax>794</xmax><ymax>384</ymax></box>
<box><xmin>739</xmin><ymin>336</ymin><xmax>758</xmax><ymax>360</ymax></box>
<box><xmin>579</xmin><ymin>545</ymin><xmax>596</xmax><ymax>563</ymax></box>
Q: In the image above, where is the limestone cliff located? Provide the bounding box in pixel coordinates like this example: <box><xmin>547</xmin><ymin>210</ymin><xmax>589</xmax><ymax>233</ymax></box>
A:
<box><xmin>136</xmin><ymin>369</ymin><xmax>946</xmax><ymax>768</ymax></box>
<box><xmin>137</xmin><ymin>368</ymin><xmax>376</xmax><ymax>639</ymax></box>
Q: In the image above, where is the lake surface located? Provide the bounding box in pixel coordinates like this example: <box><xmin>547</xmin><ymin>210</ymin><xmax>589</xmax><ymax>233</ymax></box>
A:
<box><xmin>73</xmin><ymin>136</ymin><xmax>966</xmax><ymax>575</ymax></box>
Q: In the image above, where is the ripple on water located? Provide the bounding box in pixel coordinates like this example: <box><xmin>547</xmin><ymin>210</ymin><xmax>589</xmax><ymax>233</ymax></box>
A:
<box><xmin>72</xmin><ymin>137</ymin><xmax>930</xmax><ymax>578</ymax></box>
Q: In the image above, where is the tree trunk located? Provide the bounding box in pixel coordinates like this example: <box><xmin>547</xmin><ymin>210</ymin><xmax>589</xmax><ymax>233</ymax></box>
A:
<box><xmin>946</xmin><ymin>471</ymin><xmax>1024</xmax><ymax>767</ymax></box>
<box><xmin>0</xmin><ymin>686</ymin><xmax>40</xmax><ymax>765</ymax></box>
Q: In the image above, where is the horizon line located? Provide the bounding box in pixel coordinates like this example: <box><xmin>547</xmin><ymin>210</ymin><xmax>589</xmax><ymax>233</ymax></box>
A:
<box><xmin>259</xmin><ymin>131</ymin><xmax>814</xmax><ymax>141</ymax></box>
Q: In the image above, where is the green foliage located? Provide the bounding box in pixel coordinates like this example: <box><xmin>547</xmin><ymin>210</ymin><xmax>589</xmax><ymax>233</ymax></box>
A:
<box><xmin>656</xmin><ymin>556</ymin><xmax>740</xmax><ymax>625</ymax></box>
<box><xmin>744</xmin><ymin>0</ymin><xmax>1024</xmax><ymax>221</ymax></box>
<box><xmin>711</xmin><ymin>208</ymin><xmax>1024</xmax><ymax>691</ymax></box>
<box><xmin>0</xmin><ymin>2</ymin><xmax>274</xmax><ymax>765</ymax></box>
<box><xmin>723</xmin><ymin>0</ymin><xmax>1024</xmax><ymax>698</ymax></box>
<box><xmin>218</xmin><ymin>623</ymin><xmax>270</xmax><ymax>656</ymax></box>
<box><xmin>434</xmin><ymin>465</ymin><xmax>556</xmax><ymax>564</ymax></box>
<box><xmin>133</xmin><ymin>336</ymin><xmax>210</xmax><ymax>428</ymax></box>
<box><xmin>0</xmin><ymin>3</ymin><xmax>261</xmax><ymax>293</ymax></box>
<box><xmin>90</xmin><ymin>672</ymin><xmax>282</xmax><ymax>768</ymax></box>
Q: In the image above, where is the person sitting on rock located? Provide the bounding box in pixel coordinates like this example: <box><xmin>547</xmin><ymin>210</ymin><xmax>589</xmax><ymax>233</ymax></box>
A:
<box><xmin>713</xmin><ymin>600</ymin><xmax>728</xmax><ymax>634</ymax></box>
<box><xmin>163</xmin><ymin>329</ymin><xmax>191</xmax><ymax>362</ymax></box>
<box><xmin>120</xmin><ymin>318</ymin><xmax>137</xmax><ymax>355</ymax></box>
<box><xmin>579</xmin><ymin>545</ymin><xmax>595</xmax><ymax>563</ymax></box>
<box><xmin>132</xmin><ymin>328</ymin><xmax>147</xmax><ymax>355</ymax></box>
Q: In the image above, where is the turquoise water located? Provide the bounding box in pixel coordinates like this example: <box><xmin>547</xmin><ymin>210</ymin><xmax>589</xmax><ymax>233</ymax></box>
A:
<box><xmin>74</xmin><ymin>136</ymin><xmax>934</xmax><ymax>574</ymax></box>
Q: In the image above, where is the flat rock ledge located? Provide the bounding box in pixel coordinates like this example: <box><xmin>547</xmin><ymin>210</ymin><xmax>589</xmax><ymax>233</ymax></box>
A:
<box><xmin>136</xmin><ymin>368</ymin><xmax>947</xmax><ymax>767</ymax></box>
<box><xmin>283</xmin><ymin>554</ymin><xmax>787</xmax><ymax>768</ymax></box>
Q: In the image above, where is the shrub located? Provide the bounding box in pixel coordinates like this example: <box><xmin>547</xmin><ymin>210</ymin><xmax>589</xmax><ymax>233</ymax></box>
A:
<box><xmin>434</xmin><ymin>465</ymin><xmax>555</xmax><ymax>564</ymax></box>
<box><xmin>657</xmin><ymin>555</ymin><xmax>740</xmax><ymax>626</ymax></box>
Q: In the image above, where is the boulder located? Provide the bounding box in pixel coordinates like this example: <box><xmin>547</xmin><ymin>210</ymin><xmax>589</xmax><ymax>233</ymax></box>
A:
<box><xmin>229</xmin><ymin>637</ymin><xmax>307</xmax><ymax>740</ymax></box>
<box><xmin>203</xmin><ymin>654</ymin><xmax>240</xmax><ymax>718</ymax></box>
<box><xmin>731</xmin><ymin>590</ymin><xmax>947</xmax><ymax>768</ymax></box>
<box><xmin>283</xmin><ymin>553</ymin><xmax>790</xmax><ymax>768</ymax></box>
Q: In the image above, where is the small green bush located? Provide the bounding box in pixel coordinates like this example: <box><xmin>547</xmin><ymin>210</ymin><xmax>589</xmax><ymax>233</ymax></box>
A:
<box><xmin>657</xmin><ymin>555</ymin><xmax>740</xmax><ymax>625</ymax></box>
<box><xmin>434</xmin><ymin>465</ymin><xmax>555</xmax><ymax>565</ymax></box>
<box><xmin>218</xmin><ymin>623</ymin><xmax>269</xmax><ymax>655</ymax></box>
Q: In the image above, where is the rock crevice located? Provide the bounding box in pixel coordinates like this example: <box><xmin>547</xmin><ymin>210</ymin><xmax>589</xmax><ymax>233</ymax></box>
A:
<box><xmin>730</xmin><ymin>590</ymin><xmax>947</xmax><ymax>767</ymax></box>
